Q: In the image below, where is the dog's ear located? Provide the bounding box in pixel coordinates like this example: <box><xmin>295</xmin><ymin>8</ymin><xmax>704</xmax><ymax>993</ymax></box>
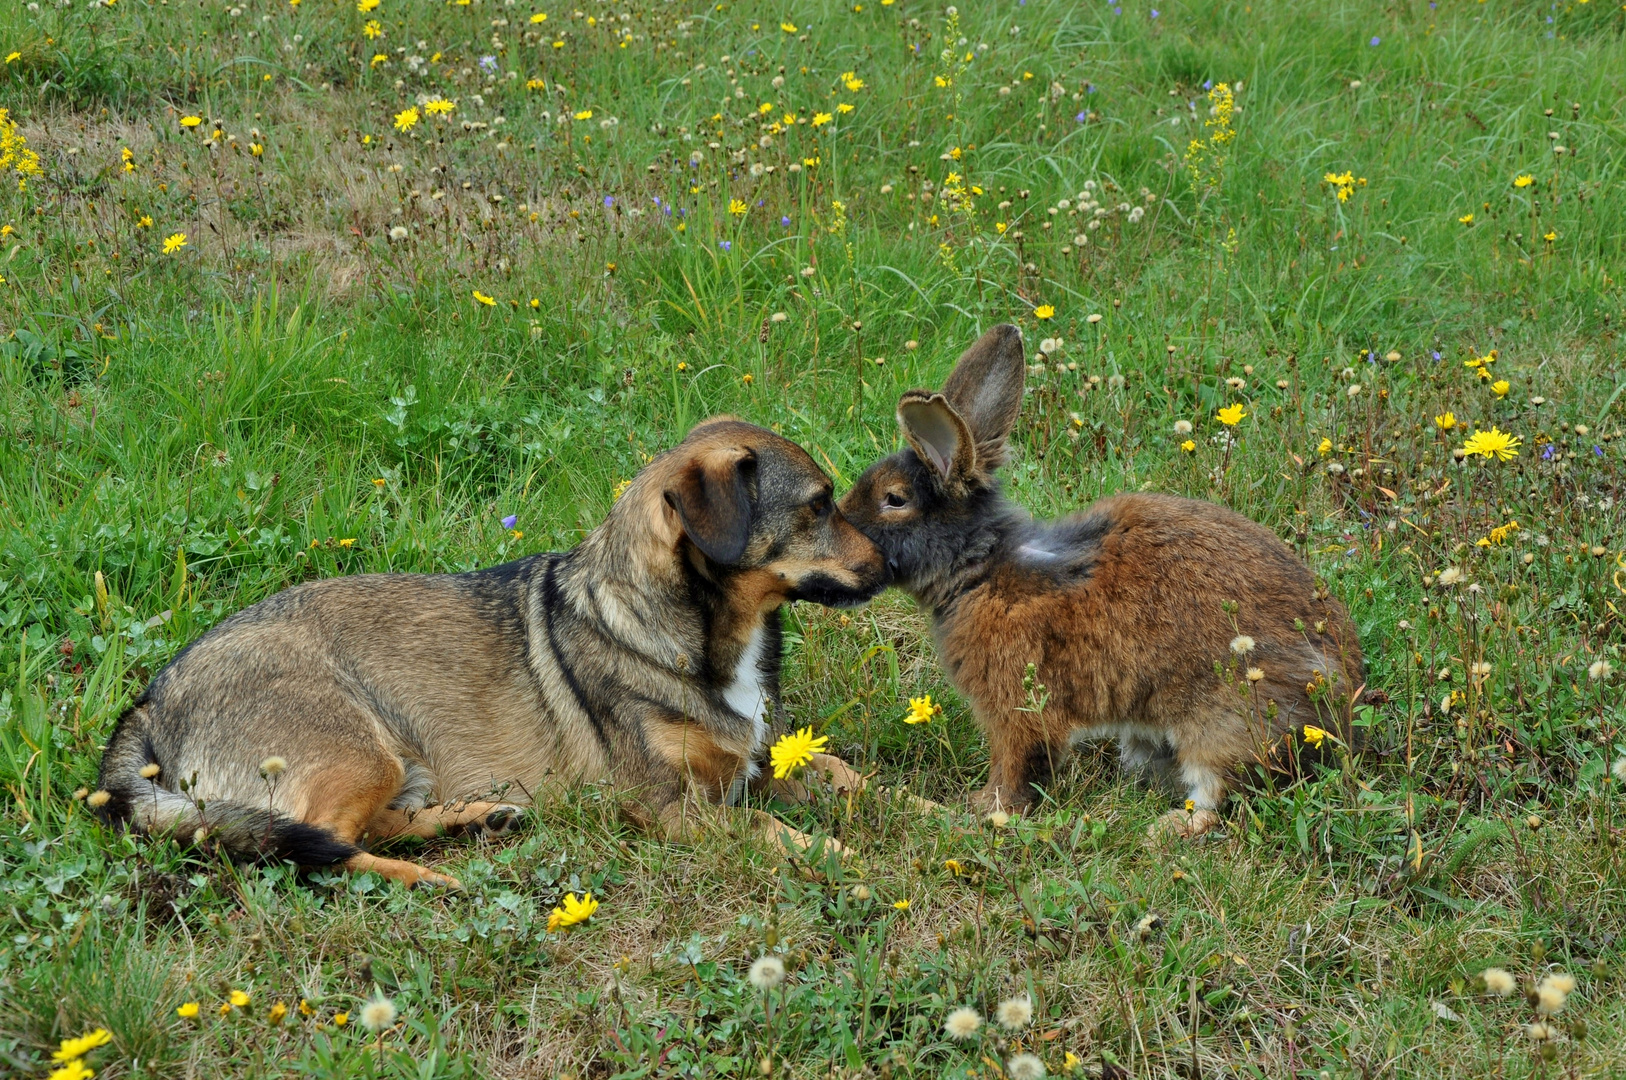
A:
<box><xmin>898</xmin><ymin>390</ymin><xmax>975</xmax><ymax>485</ymax></box>
<box><xmin>941</xmin><ymin>323</ymin><xmax>1025</xmax><ymax>469</ymax></box>
<box><xmin>665</xmin><ymin>446</ymin><xmax>757</xmax><ymax>565</ymax></box>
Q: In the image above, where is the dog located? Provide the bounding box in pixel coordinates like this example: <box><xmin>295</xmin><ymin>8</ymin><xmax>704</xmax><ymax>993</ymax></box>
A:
<box><xmin>94</xmin><ymin>418</ymin><xmax>891</xmax><ymax>887</ymax></box>
<box><xmin>838</xmin><ymin>325</ymin><xmax>1365</xmax><ymax>837</ymax></box>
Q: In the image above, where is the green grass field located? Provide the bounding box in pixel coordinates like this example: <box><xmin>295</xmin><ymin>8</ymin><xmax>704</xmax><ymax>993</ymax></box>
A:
<box><xmin>2</xmin><ymin>0</ymin><xmax>1625</xmax><ymax>1073</ymax></box>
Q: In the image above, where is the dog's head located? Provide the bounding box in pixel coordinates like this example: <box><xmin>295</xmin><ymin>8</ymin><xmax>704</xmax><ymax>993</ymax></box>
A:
<box><xmin>631</xmin><ymin>418</ymin><xmax>887</xmax><ymax>610</ymax></box>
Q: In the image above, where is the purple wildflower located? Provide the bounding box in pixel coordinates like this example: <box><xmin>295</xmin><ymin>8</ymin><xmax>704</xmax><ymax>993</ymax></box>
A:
<box><xmin>603</xmin><ymin>195</ymin><xmax>614</xmax><ymax>208</ymax></box>
<box><xmin>501</xmin><ymin>514</ymin><xmax>518</xmax><ymax>529</ymax></box>
<box><xmin>1369</xmin><ymin>36</ymin><xmax>1380</xmax><ymax>45</ymax></box>
<box><xmin>479</xmin><ymin>55</ymin><xmax>498</xmax><ymax>70</ymax></box>
<box><xmin>719</xmin><ymin>239</ymin><xmax>731</xmax><ymax>251</ymax></box>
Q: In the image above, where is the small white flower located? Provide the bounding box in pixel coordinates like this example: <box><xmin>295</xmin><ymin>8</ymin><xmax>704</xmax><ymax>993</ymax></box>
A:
<box><xmin>1347</xmin><ymin>382</ymin><xmax>1363</xmax><ymax>398</ymax></box>
<box><xmin>388</xmin><ymin>225</ymin><xmax>409</xmax><ymax>241</ymax></box>
<box><xmin>1229</xmin><ymin>635</ymin><xmax>1255</xmax><ymax>656</ymax></box>
<box><xmin>1436</xmin><ymin>567</ymin><xmax>1465</xmax><ymax>587</ymax></box>
<box><xmin>1470</xmin><ymin>662</ymin><xmax>1492</xmax><ymax>678</ymax></box>
<box><xmin>996</xmin><ymin>995</ymin><xmax>1033</xmax><ymax>1030</ymax></box>
<box><xmin>1588</xmin><ymin>659</ymin><xmax>1614</xmax><ymax>681</ymax></box>
<box><xmin>944</xmin><ymin>1006</ymin><xmax>982</xmax><ymax>1040</ymax></box>
<box><xmin>259</xmin><ymin>756</ymin><xmax>288</xmax><ymax>777</ymax></box>
<box><xmin>1612</xmin><ymin>756</ymin><xmax>1626</xmax><ymax>783</ymax></box>
<box><xmin>1246</xmin><ymin>667</ymin><xmax>1264</xmax><ymax>682</ymax></box>
<box><xmin>1173</xmin><ymin>420</ymin><xmax>1193</xmax><ymax>435</ymax></box>
<box><xmin>749</xmin><ymin>955</ymin><xmax>786</xmax><ymax>991</ymax></box>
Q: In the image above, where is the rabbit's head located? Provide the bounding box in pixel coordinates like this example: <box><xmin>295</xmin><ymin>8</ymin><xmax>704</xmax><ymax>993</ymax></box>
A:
<box><xmin>839</xmin><ymin>324</ymin><xmax>1026</xmax><ymax>594</ymax></box>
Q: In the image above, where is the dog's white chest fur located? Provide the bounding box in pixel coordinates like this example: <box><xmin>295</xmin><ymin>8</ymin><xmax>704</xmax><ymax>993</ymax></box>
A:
<box><xmin>723</xmin><ymin>626</ymin><xmax>771</xmax><ymax>801</ymax></box>
<box><xmin>724</xmin><ymin>625</ymin><xmax>771</xmax><ymax>741</ymax></box>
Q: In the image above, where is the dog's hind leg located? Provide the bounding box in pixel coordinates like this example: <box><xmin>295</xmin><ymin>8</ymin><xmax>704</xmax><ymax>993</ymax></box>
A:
<box><xmin>295</xmin><ymin>746</ymin><xmax>464</xmax><ymax>889</ymax></box>
<box><xmin>364</xmin><ymin>801</ymin><xmax>529</xmax><ymax>843</ymax></box>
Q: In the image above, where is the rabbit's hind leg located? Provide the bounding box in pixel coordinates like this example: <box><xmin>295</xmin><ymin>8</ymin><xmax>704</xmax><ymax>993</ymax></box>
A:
<box><xmin>1147</xmin><ymin>727</ymin><xmax>1232</xmax><ymax>840</ymax></box>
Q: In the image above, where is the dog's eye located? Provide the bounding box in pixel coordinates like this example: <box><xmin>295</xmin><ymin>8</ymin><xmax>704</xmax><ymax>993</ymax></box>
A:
<box><xmin>883</xmin><ymin>491</ymin><xmax>908</xmax><ymax>509</ymax></box>
<box><xmin>810</xmin><ymin>495</ymin><xmax>832</xmax><ymax>517</ymax></box>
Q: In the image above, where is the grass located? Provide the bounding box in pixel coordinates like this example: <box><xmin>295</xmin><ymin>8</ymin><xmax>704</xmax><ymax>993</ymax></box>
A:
<box><xmin>1</xmin><ymin>0</ymin><xmax>1624</xmax><ymax>1074</ymax></box>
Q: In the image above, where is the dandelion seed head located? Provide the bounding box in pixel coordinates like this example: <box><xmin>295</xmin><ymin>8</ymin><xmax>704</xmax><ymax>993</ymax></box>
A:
<box><xmin>749</xmin><ymin>954</ymin><xmax>786</xmax><ymax>990</ymax></box>
<box><xmin>360</xmin><ymin>997</ymin><xmax>397</xmax><ymax>1032</ymax></box>
<box><xmin>1535</xmin><ymin>984</ymin><xmax>1567</xmax><ymax>1015</ymax></box>
<box><xmin>1007</xmin><ymin>1054</ymin><xmax>1046</xmax><ymax>1080</ymax></box>
<box><xmin>1482</xmin><ymin>967</ymin><xmax>1516</xmax><ymax>996</ymax></box>
<box><xmin>996</xmin><ymin>995</ymin><xmax>1033</xmax><ymax>1030</ymax></box>
<box><xmin>259</xmin><ymin>756</ymin><xmax>287</xmax><ymax>777</ymax></box>
<box><xmin>1229</xmin><ymin>635</ymin><xmax>1255</xmax><ymax>655</ymax></box>
<box><xmin>1588</xmin><ymin>659</ymin><xmax>1614</xmax><ymax>681</ymax></box>
<box><xmin>944</xmin><ymin>1005</ymin><xmax>982</xmax><ymax>1039</ymax></box>
<box><xmin>1173</xmin><ymin>420</ymin><xmax>1193</xmax><ymax>435</ymax></box>
<box><xmin>1541</xmin><ymin>973</ymin><xmax>1576</xmax><ymax>996</ymax></box>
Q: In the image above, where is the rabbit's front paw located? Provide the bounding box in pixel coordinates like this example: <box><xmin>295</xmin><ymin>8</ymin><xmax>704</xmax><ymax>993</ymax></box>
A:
<box><xmin>969</xmin><ymin>783</ymin><xmax>1033</xmax><ymax>817</ymax></box>
<box><xmin>1148</xmin><ymin>807</ymin><xmax>1221</xmax><ymax>840</ymax></box>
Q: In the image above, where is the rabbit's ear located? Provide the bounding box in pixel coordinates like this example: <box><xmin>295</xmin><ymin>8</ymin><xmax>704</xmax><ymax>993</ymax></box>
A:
<box><xmin>898</xmin><ymin>391</ymin><xmax>975</xmax><ymax>484</ymax></box>
<box><xmin>941</xmin><ymin>323</ymin><xmax>1025</xmax><ymax>469</ymax></box>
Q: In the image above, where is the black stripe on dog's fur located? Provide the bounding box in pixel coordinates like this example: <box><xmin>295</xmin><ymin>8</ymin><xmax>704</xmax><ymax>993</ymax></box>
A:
<box><xmin>541</xmin><ymin>556</ymin><xmax>613</xmax><ymax>754</ymax></box>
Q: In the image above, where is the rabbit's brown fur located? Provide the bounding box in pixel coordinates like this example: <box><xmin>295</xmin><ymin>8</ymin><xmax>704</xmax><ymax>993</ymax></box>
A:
<box><xmin>839</xmin><ymin>325</ymin><xmax>1364</xmax><ymax>837</ymax></box>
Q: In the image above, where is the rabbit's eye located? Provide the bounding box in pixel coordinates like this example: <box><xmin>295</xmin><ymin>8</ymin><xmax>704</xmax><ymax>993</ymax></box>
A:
<box><xmin>883</xmin><ymin>491</ymin><xmax>908</xmax><ymax>509</ymax></box>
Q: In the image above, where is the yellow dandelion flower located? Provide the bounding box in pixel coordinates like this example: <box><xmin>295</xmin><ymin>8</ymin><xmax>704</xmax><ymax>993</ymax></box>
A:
<box><xmin>1216</xmin><ymin>404</ymin><xmax>1246</xmax><ymax>426</ymax></box>
<box><xmin>394</xmin><ymin>106</ymin><xmax>419</xmax><ymax>132</ymax></box>
<box><xmin>547</xmin><ymin>891</ymin><xmax>599</xmax><ymax>932</ymax></box>
<box><xmin>529</xmin><ymin>10</ymin><xmax>546</xmax><ymax>20</ymax></box>
<box><xmin>526</xmin><ymin>78</ymin><xmax>545</xmax><ymax>89</ymax></box>
<box><xmin>1317</xmin><ymin>437</ymin><xmax>1333</xmax><ymax>455</ymax></box>
<box><xmin>229</xmin><ymin>990</ymin><xmax>251</xmax><ymax>1008</ymax></box>
<box><xmin>357</xmin><ymin>0</ymin><xmax>379</xmax><ymax>11</ymax></box>
<box><xmin>1460</xmin><ymin>427</ymin><xmax>1521</xmax><ymax>461</ymax></box>
<box><xmin>162</xmin><ymin>232</ymin><xmax>187</xmax><ymax>254</ymax></box>
<box><xmin>425</xmin><ymin>98</ymin><xmax>456</xmax><ymax>115</ymax></box>
<box><xmin>1491</xmin><ymin>379</ymin><xmax>1509</xmax><ymax>397</ymax></box>
<box><xmin>904</xmin><ymin>695</ymin><xmax>941</xmax><ymax>725</ymax></box>
<box><xmin>573</xmin><ymin>109</ymin><xmax>593</xmax><ymax>120</ymax></box>
<box><xmin>1301</xmin><ymin>725</ymin><xmax>1328</xmax><ymax>748</ymax></box>
<box><xmin>770</xmin><ymin>726</ymin><xmax>829</xmax><ymax>779</ymax></box>
<box><xmin>841</xmin><ymin>71</ymin><xmax>865</xmax><ymax>91</ymax></box>
<box><xmin>1458</xmin><ymin>213</ymin><xmax>1474</xmax><ymax>225</ymax></box>
<box><xmin>333</xmin><ymin>1012</ymin><xmax>349</xmax><ymax>1027</ymax></box>
<box><xmin>1513</xmin><ymin>174</ymin><xmax>1533</xmax><ymax>188</ymax></box>
<box><xmin>1180</xmin><ymin>439</ymin><xmax>1196</xmax><ymax>452</ymax></box>
<box><xmin>363</xmin><ymin>19</ymin><xmax>382</xmax><ymax>37</ymax></box>
<box><xmin>837</xmin><ymin>102</ymin><xmax>854</xmax><ymax>113</ymax></box>
<box><xmin>472</xmin><ymin>290</ymin><xmax>496</xmax><ymax>306</ymax></box>
<box><xmin>1543</xmin><ymin>230</ymin><xmax>1556</xmax><ymax>242</ymax></box>
<box><xmin>179</xmin><ymin>116</ymin><xmax>202</xmax><ymax>127</ymax></box>
<box><xmin>1033</xmin><ymin>304</ymin><xmax>1055</xmax><ymax>319</ymax></box>
<box><xmin>811</xmin><ymin>111</ymin><xmax>832</xmax><ymax>127</ymax></box>
<box><xmin>1434</xmin><ymin>412</ymin><xmax>1456</xmax><ymax>430</ymax></box>
<box><xmin>177</xmin><ymin>1001</ymin><xmax>200</xmax><ymax>1018</ymax></box>
<box><xmin>892</xmin><ymin>899</ymin><xmax>911</xmax><ymax>910</ymax></box>
<box><xmin>370</xmin><ymin>53</ymin><xmax>388</xmax><ymax>67</ymax></box>
<box><xmin>54</xmin><ymin>1030</ymin><xmax>112</xmax><ymax>1062</ymax></box>
<box><xmin>781</xmin><ymin>20</ymin><xmax>797</xmax><ymax>32</ymax></box>
<box><xmin>48</xmin><ymin>1062</ymin><xmax>93</xmax><ymax>1080</ymax></box>
<box><xmin>728</xmin><ymin>198</ymin><xmax>747</xmax><ymax>216</ymax></box>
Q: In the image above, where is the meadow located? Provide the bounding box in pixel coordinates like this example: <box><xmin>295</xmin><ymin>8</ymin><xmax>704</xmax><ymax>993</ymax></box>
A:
<box><xmin>2</xmin><ymin>0</ymin><xmax>1625</xmax><ymax>1073</ymax></box>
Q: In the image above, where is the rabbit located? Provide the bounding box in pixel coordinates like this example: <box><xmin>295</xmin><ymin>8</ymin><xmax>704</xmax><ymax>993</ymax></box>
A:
<box><xmin>838</xmin><ymin>324</ymin><xmax>1365</xmax><ymax>838</ymax></box>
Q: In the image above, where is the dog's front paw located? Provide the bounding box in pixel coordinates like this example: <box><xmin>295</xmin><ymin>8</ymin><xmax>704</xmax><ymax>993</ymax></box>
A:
<box><xmin>1148</xmin><ymin>807</ymin><xmax>1221</xmax><ymax>840</ymax></box>
<box><xmin>477</xmin><ymin>805</ymin><xmax>529</xmax><ymax>839</ymax></box>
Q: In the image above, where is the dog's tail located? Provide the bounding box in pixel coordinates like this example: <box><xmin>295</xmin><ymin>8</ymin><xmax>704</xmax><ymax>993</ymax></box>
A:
<box><xmin>93</xmin><ymin>704</ymin><xmax>358</xmax><ymax>867</ymax></box>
